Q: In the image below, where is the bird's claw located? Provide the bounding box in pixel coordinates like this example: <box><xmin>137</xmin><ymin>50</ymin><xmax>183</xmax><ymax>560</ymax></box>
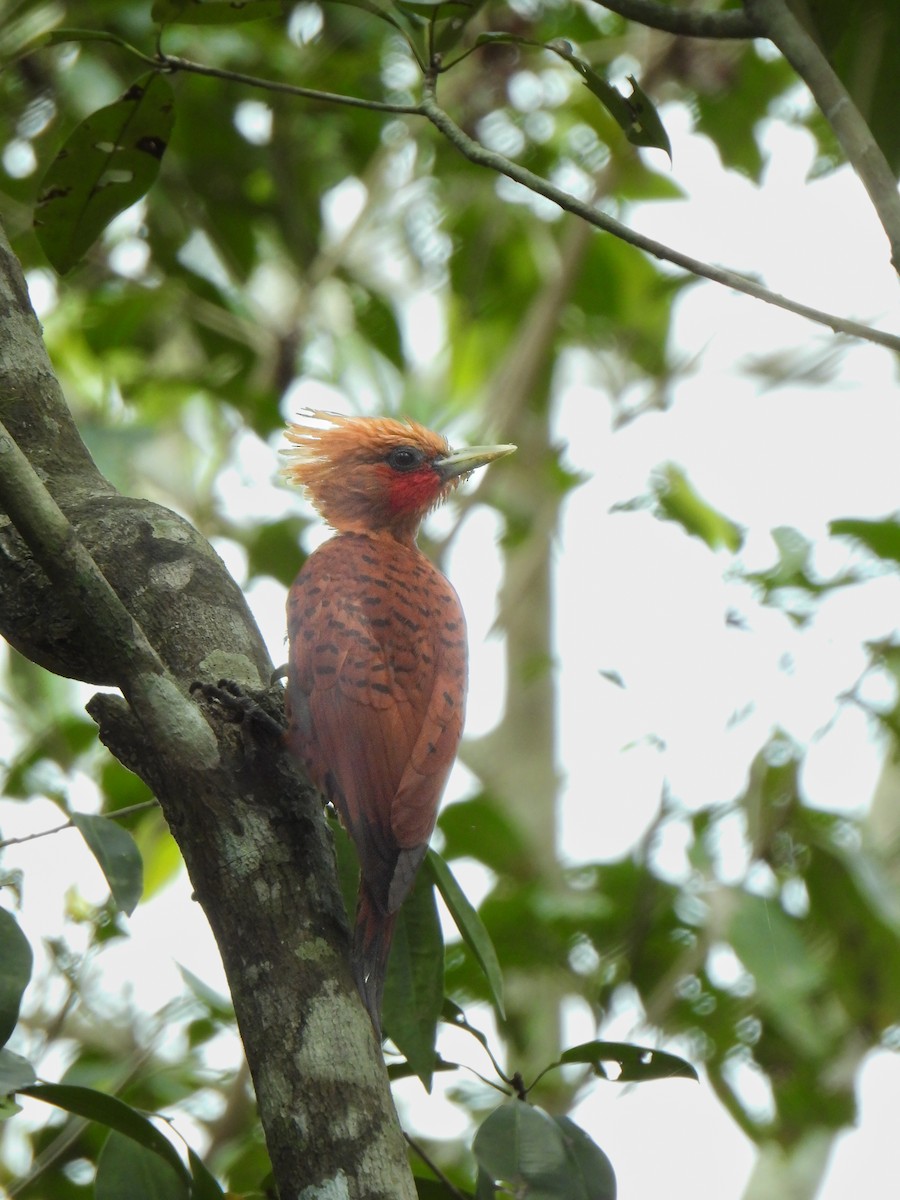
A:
<box><xmin>190</xmin><ymin>678</ymin><xmax>287</xmax><ymax>739</ymax></box>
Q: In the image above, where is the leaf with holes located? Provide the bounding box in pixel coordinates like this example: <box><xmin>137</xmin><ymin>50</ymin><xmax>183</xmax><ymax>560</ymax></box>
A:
<box><xmin>548</xmin><ymin>43</ymin><xmax>671</xmax><ymax>159</ymax></box>
<box><xmin>557</xmin><ymin>1040</ymin><xmax>698</xmax><ymax>1083</ymax></box>
<box><xmin>34</xmin><ymin>72</ymin><xmax>175</xmax><ymax>274</ymax></box>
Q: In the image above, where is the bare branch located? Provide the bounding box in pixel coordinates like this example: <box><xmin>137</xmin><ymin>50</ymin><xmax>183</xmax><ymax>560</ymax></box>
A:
<box><xmin>591</xmin><ymin>0</ymin><xmax>755</xmax><ymax>39</ymax></box>
<box><xmin>745</xmin><ymin>0</ymin><xmax>900</xmax><ymax>275</ymax></box>
<box><xmin>0</xmin><ymin>801</ymin><xmax>158</xmax><ymax>851</ymax></box>
<box><xmin>159</xmin><ymin>53</ymin><xmax>423</xmax><ymax>115</ymax></box>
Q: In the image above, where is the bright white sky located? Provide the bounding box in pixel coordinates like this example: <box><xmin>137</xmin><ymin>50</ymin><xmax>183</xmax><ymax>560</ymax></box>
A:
<box><xmin>2</xmin><ymin>91</ymin><xmax>899</xmax><ymax>1198</ymax></box>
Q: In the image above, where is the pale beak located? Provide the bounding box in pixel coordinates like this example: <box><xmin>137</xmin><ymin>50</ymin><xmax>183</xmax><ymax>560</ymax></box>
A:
<box><xmin>434</xmin><ymin>443</ymin><xmax>517</xmax><ymax>483</ymax></box>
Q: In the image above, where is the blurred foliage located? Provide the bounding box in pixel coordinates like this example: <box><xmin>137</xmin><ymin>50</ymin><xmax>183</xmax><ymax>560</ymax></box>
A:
<box><xmin>1</xmin><ymin>0</ymin><xmax>899</xmax><ymax>1197</ymax></box>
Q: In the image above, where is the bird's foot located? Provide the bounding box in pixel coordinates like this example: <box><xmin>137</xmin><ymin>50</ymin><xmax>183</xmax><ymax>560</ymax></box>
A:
<box><xmin>190</xmin><ymin>678</ymin><xmax>287</xmax><ymax>740</ymax></box>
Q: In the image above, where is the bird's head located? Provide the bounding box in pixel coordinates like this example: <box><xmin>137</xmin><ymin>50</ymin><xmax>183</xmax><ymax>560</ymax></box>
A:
<box><xmin>282</xmin><ymin>410</ymin><xmax>515</xmax><ymax>543</ymax></box>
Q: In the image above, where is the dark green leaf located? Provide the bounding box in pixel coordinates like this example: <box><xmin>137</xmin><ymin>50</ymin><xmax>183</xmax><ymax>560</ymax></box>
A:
<box><xmin>20</xmin><ymin>1084</ymin><xmax>190</xmax><ymax>1183</ymax></box>
<box><xmin>152</xmin><ymin>0</ymin><xmax>284</xmax><ymax>24</ymax></box>
<box><xmin>72</xmin><ymin>813</ymin><xmax>144</xmax><ymax>916</ymax></box>
<box><xmin>415</xmin><ymin>1178</ymin><xmax>475</xmax><ymax>1199</ymax></box>
<box><xmin>802</xmin><ymin>0</ymin><xmax>900</xmax><ymax>173</ymax></box>
<box><xmin>0</xmin><ymin>1048</ymin><xmax>36</xmax><ymax>1094</ymax></box>
<box><xmin>547</xmin><ymin>45</ymin><xmax>671</xmax><ymax>157</ymax></box>
<box><xmin>695</xmin><ymin>46</ymin><xmax>795</xmax><ymax>181</ymax></box>
<box><xmin>382</xmin><ymin>870</ymin><xmax>444</xmax><ymax>1089</ymax></box>
<box><xmin>350</xmin><ymin>286</ymin><xmax>405</xmax><ymax>369</ymax></box>
<box><xmin>557</xmin><ymin>1039</ymin><xmax>698</xmax><ymax>1083</ymax></box>
<box><xmin>35</xmin><ymin>73</ymin><xmax>176</xmax><ymax>274</ymax></box>
<box><xmin>554</xmin><ymin>1116</ymin><xmax>616</xmax><ymax>1200</ymax></box>
<box><xmin>3</xmin><ymin>713</ymin><xmax>97</xmax><ymax>798</ymax></box>
<box><xmin>395</xmin><ymin>0</ymin><xmax>475</xmax><ymax>19</ymax></box>
<box><xmin>474</xmin><ymin>31</ymin><xmax>543</xmax><ymax>51</ymax></box>
<box><xmin>322</xmin><ymin>0</ymin><xmax>423</xmax><ymax>46</ymax></box>
<box><xmin>244</xmin><ymin>517</ymin><xmax>309</xmax><ymax>586</ymax></box>
<box><xmin>830</xmin><ymin>516</ymin><xmax>900</xmax><ymax>563</ymax></box>
<box><xmin>188</xmin><ymin>1146</ymin><xmax>227</xmax><ymax>1199</ymax></box>
<box><xmin>425</xmin><ymin>849</ymin><xmax>505</xmax><ymax>1017</ymax></box>
<box><xmin>654</xmin><ymin>464</ymin><xmax>743</xmax><ymax>551</ymax></box>
<box><xmin>475</xmin><ymin>1167</ymin><xmax>496</xmax><ymax>1200</ymax></box>
<box><xmin>0</xmin><ymin>908</ymin><xmax>33</xmax><ymax>1047</ymax></box>
<box><xmin>96</xmin><ymin>1130</ymin><xmax>189</xmax><ymax>1200</ymax></box>
<box><xmin>438</xmin><ymin>795</ymin><xmax>531</xmax><ymax>877</ymax></box>
<box><xmin>473</xmin><ymin>1102</ymin><xmax>573</xmax><ymax>1197</ymax></box>
<box><xmin>177</xmin><ymin>965</ymin><xmax>234</xmax><ymax>1022</ymax></box>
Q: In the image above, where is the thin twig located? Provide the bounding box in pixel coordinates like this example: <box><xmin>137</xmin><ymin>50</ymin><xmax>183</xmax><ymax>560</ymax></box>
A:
<box><xmin>404</xmin><ymin>1133</ymin><xmax>470</xmax><ymax>1200</ymax></box>
<box><xmin>0</xmin><ymin>800</ymin><xmax>159</xmax><ymax>850</ymax></box>
<box><xmin>158</xmin><ymin>53</ymin><xmax>423</xmax><ymax>115</ymax></box>
<box><xmin>418</xmin><ymin>78</ymin><xmax>900</xmax><ymax>352</ymax></box>
<box><xmin>746</xmin><ymin>0</ymin><xmax>900</xmax><ymax>274</ymax></box>
<box><xmin>67</xmin><ymin>40</ymin><xmax>900</xmax><ymax>351</ymax></box>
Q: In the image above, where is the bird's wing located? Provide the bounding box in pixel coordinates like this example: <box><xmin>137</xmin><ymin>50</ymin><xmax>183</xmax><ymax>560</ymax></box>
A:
<box><xmin>286</xmin><ymin>535</ymin><xmax>466</xmax><ymax>913</ymax></box>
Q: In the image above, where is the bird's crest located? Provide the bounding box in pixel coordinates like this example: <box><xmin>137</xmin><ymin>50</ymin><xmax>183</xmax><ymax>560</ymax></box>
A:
<box><xmin>282</xmin><ymin>409</ymin><xmax>449</xmax><ymax>481</ymax></box>
<box><xmin>282</xmin><ymin>409</ymin><xmax>453</xmax><ymax>539</ymax></box>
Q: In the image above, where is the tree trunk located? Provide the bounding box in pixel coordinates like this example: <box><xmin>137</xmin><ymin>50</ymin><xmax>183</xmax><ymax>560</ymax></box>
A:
<box><xmin>0</xmin><ymin>222</ymin><xmax>416</xmax><ymax>1200</ymax></box>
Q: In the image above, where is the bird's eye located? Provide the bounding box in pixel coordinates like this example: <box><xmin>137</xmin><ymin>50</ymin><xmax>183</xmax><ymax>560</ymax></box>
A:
<box><xmin>386</xmin><ymin>445</ymin><xmax>426</xmax><ymax>472</ymax></box>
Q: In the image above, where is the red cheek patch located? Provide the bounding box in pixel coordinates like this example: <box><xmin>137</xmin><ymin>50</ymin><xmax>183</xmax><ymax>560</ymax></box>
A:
<box><xmin>388</xmin><ymin>468</ymin><xmax>443</xmax><ymax>514</ymax></box>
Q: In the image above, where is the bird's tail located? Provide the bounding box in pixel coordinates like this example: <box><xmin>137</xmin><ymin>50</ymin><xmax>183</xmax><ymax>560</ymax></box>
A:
<box><xmin>352</xmin><ymin>884</ymin><xmax>397</xmax><ymax>1040</ymax></box>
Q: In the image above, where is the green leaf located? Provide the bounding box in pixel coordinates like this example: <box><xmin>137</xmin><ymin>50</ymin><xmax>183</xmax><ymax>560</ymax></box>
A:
<box><xmin>72</xmin><ymin>813</ymin><xmax>144</xmax><ymax>916</ymax></box>
<box><xmin>187</xmin><ymin>1146</ymin><xmax>227</xmax><ymax>1200</ymax></box>
<box><xmin>474</xmin><ymin>1105</ymin><xmax>618</xmax><ymax>1199</ymax></box>
<box><xmin>554</xmin><ymin>1116</ymin><xmax>616</xmax><ymax>1200</ymax></box>
<box><xmin>96</xmin><ymin>1130</ymin><xmax>189</xmax><ymax>1200</ymax></box>
<box><xmin>20</xmin><ymin>1084</ymin><xmax>190</xmax><ymax>1184</ymax></box>
<box><xmin>425</xmin><ymin>850</ymin><xmax>505</xmax><ymax>1017</ymax></box>
<box><xmin>654</xmin><ymin>464</ymin><xmax>744</xmax><ymax>552</ymax></box>
<box><xmin>395</xmin><ymin>0</ymin><xmax>475</xmax><ymax>20</ymax></box>
<box><xmin>177</xmin><ymin>965</ymin><xmax>234</xmax><ymax>1022</ymax></box>
<box><xmin>382</xmin><ymin>871</ymin><xmax>444</xmax><ymax>1090</ymax></box>
<box><xmin>152</xmin><ymin>0</ymin><xmax>284</xmax><ymax>24</ymax></box>
<box><xmin>0</xmin><ymin>1048</ymin><xmax>36</xmax><ymax>1094</ymax></box>
<box><xmin>438</xmin><ymin>795</ymin><xmax>530</xmax><ymax>877</ymax></box>
<box><xmin>415</xmin><ymin>1179</ymin><xmax>475</xmax><ymax>1199</ymax></box>
<box><xmin>729</xmin><ymin>894</ymin><xmax>834</xmax><ymax>1058</ymax></box>
<box><xmin>34</xmin><ymin>73</ymin><xmax>176</xmax><ymax>274</ymax></box>
<box><xmin>350</xmin><ymin>286</ymin><xmax>405</xmax><ymax>370</ymax></box>
<box><xmin>474</xmin><ymin>31</ymin><xmax>543</xmax><ymax>51</ymax></box>
<box><xmin>321</xmin><ymin>0</ymin><xmax>424</xmax><ymax>50</ymax></box>
<box><xmin>547</xmin><ymin>44</ymin><xmax>672</xmax><ymax>158</ymax></box>
<box><xmin>244</xmin><ymin>517</ymin><xmax>309</xmax><ymax>587</ymax></box>
<box><xmin>830</xmin><ymin>516</ymin><xmax>900</xmax><ymax>563</ymax></box>
<box><xmin>0</xmin><ymin>908</ymin><xmax>33</xmax><ymax>1047</ymax></box>
<box><xmin>473</xmin><ymin>1102</ymin><xmax>573</xmax><ymax>1197</ymax></box>
<box><xmin>557</xmin><ymin>1039</ymin><xmax>698</xmax><ymax>1083</ymax></box>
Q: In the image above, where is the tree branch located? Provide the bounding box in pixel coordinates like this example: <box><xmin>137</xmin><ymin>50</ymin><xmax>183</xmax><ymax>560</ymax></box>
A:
<box><xmin>745</xmin><ymin>0</ymin><xmax>900</xmax><ymax>275</ymax></box>
<box><xmin>0</xmin><ymin>415</ymin><xmax>219</xmax><ymax>766</ymax></box>
<box><xmin>97</xmin><ymin>49</ymin><xmax>899</xmax><ymax>351</ymax></box>
<box><xmin>159</xmin><ymin>52</ymin><xmax>423</xmax><ymax>115</ymax></box>
<box><xmin>591</xmin><ymin>0</ymin><xmax>755</xmax><ymax>39</ymax></box>
<box><xmin>418</xmin><ymin>80</ymin><xmax>900</xmax><ymax>352</ymax></box>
